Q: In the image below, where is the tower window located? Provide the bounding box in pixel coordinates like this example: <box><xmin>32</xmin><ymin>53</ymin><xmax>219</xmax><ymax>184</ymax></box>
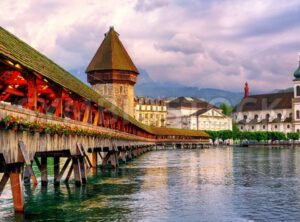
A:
<box><xmin>120</xmin><ymin>86</ymin><xmax>123</xmax><ymax>94</ymax></box>
<box><xmin>297</xmin><ymin>86</ymin><xmax>300</xmax><ymax>96</ymax></box>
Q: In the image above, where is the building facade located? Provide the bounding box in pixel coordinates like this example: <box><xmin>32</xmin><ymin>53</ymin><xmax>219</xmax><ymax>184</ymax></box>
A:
<box><xmin>86</xmin><ymin>27</ymin><xmax>138</xmax><ymax>117</ymax></box>
<box><xmin>166</xmin><ymin>97</ymin><xmax>232</xmax><ymax>131</ymax></box>
<box><xmin>233</xmin><ymin>56</ymin><xmax>300</xmax><ymax>134</ymax></box>
<box><xmin>233</xmin><ymin>90</ymin><xmax>293</xmax><ymax>133</ymax></box>
<box><xmin>134</xmin><ymin>97</ymin><xmax>167</xmax><ymax>127</ymax></box>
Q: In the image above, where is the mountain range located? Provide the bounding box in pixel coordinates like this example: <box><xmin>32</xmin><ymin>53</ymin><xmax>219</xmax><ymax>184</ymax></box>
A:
<box><xmin>136</xmin><ymin>69</ymin><xmax>244</xmax><ymax>106</ymax></box>
<box><xmin>69</xmin><ymin>67</ymin><xmax>282</xmax><ymax>107</ymax></box>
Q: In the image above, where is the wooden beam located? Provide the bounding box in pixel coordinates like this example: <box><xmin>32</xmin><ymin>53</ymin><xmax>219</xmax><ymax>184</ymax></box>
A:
<box><xmin>0</xmin><ymin>173</ymin><xmax>9</xmax><ymax>197</ymax></box>
<box><xmin>40</xmin><ymin>157</ymin><xmax>48</xmax><ymax>187</ymax></box>
<box><xmin>26</xmin><ymin>74</ymin><xmax>37</xmax><ymax>110</ymax></box>
<box><xmin>55</xmin><ymin>157</ymin><xmax>71</xmax><ymax>186</ymax></box>
<box><xmin>9</xmin><ymin>165</ymin><xmax>24</xmax><ymax>212</ymax></box>
<box><xmin>72</xmin><ymin>157</ymin><xmax>82</xmax><ymax>187</ymax></box>
<box><xmin>65</xmin><ymin>164</ymin><xmax>73</xmax><ymax>183</ymax></box>
<box><xmin>53</xmin><ymin>88</ymin><xmax>63</xmax><ymax>117</ymax></box>
<box><xmin>18</xmin><ymin>141</ymin><xmax>38</xmax><ymax>186</ymax></box>
<box><xmin>82</xmin><ymin>103</ymin><xmax>91</xmax><ymax>123</ymax></box>
<box><xmin>93</xmin><ymin>109</ymin><xmax>99</xmax><ymax>126</ymax></box>
<box><xmin>53</xmin><ymin>157</ymin><xmax>60</xmax><ymax>186</ymax></box>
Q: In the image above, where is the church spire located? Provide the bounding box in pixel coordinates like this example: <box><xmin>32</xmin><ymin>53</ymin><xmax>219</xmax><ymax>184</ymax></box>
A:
<box><xmin>244</xmin><ymin>82</ymin><xmax>249</xmax><ymax>98</ymax></box>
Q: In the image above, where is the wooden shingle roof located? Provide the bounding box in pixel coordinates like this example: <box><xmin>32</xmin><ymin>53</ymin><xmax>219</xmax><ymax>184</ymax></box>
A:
<box><xmin>0</xmin><ymin>26</ymin><xmax>208</xmax><ymax>138</ymax></box>
<box><xmin>86</xmin><ymin>27</ymin><xmax>138</xmax><ymax>74</ymax></box>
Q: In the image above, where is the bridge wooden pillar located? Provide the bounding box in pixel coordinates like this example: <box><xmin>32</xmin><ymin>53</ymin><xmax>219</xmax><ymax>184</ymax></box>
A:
<box><xmin>54</xmin><ymin>157</ymin><xmax>60</xmax><ymax>186</ymax></box>
<box><xmin>92</xmin><ymin>152</ymin><xmax>97</xmax><ymax>173</ymax></box>
<box><xmin>72</xmin><ymin>157</ymin><xmax>82</xmax><ymax>187</ymax></box>
<box><xmin>40</xmin><ymin>157</ymin><xmax>48</xmax><ymax>187</ymax></box>
<box><xmin>9</xmin><ymin>163</ymin><xmax>24</xmax><ymax>212</ymax></box>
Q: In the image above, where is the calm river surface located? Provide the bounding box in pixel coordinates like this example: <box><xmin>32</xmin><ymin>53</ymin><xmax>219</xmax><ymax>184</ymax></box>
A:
<box><xmin>2</xmin><ymin>147</ymin><xmax>300</xmax><ymax>221</ymax></box>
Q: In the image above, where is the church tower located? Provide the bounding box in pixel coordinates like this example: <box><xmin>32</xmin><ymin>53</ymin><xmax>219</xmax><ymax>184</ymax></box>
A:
<box><xmin>86</xmin><ymin>27</ymin><xmax>139</xmax><ymax>116</ymax></box>
<box><xmin>292</xmin><ymin>53</ymin><xmax>300</xmax><ymax>133</ymax></box>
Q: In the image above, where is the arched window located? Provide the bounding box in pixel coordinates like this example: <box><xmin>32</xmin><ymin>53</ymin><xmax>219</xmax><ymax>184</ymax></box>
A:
<box><xmin>243</xmin><ymin>115</ymin><xmax>247</xmax><ymax>120</ymax></box>
<box><xmin>297</xmin><ymin>86</ymin><xmax>300</xmax><ymax>96</ymax></box>
<box><xmin>254</xmin><ymin>114</ymin><xmax>258</xmax><ymax>119</ymax></box>
<box><xmin>266</xmin><ymin>114</ymin><xmax>270</xmax><ymax>120</ymax></box>
<box><xmin>277</xmin><ymin>113</ymin><xmax>282</xmax><ymax>119</ymax></box>
<box><xmin>297</xmin><ymin>110</ymin><xmax>300</xmax><ymax>119</ymax></box>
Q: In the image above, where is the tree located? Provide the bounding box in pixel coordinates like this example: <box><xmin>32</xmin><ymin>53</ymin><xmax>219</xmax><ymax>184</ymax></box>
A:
<box><xmin>205</xmin><ymin>131</ymin><xmax>219</xmax><ymax>144</ymax></box>
<box><xmin>220</xmin><ymin>103</ymin><xmax>233</xmax><ymax>116</ymax></box>
<box><xmin>287</xmin><ymin>132</ymin><xmax>299</xmax><ymax>141</ymax></box>
<box><xmin>219</xmin><ymin>130</ymin><xmax>233</xmax><ymax>142</ymax></box>
<box><xmin>254</xmin><ymin>131</ymin><xmax>268</xmax><ymax>142</ymax></box>
<box><xmin>267</xmin><ymin>132</ymin><xmax>286</xmax><ymax>142</ymax></box>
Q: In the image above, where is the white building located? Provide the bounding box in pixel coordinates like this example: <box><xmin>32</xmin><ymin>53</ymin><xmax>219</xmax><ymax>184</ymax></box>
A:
<box><xmin>233</xmin><ymin>91</ymin><xmax>293</xmax><ymax>133</ymax></box>
<box><xmin>233</xmin><ymin>54</ymin><xmax>300</xmax><ymax>134</ymax></box>
<box><xmin>166</xmin><ymin>97</ymin><xmax>232</xmax><ymax>131</ymax></box>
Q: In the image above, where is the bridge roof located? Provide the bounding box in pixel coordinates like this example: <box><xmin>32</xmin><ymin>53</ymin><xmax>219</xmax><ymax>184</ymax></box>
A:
<box><xmin>0</xmin><ymin>26</ymin><xmax>208</xmax><ymax>138</ymax></box>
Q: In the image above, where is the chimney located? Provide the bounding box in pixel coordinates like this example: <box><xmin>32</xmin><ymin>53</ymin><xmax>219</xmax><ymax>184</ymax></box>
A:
<box><xmin>244</xmin><ymin>81</ymin><xmax>249</xmax><ymax>98</ymax></box>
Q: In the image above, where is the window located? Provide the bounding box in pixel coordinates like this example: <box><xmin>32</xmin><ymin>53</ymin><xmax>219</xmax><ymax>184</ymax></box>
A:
<box><xmin>243</xmin><ymin>115</ymin><xmax>247</xmax><ymax>120</ymax></box>
<box><xmin>241</xmin><ymin>126</ymin><xmax>243</xmax><ymax>130</ymax></box>
<box><xmin>252</xmin><ymin>126</ymin><xmax>254</xmax><ymax>130</ymax></box>
<box><xmin>277</xmin><ymin>113</ymin><xmax>282</xmax><ymax>119</ymax></box>
<box><xmin>275</xmin><ymin>125</ymin><xmax>277</xmax><ymax>129</ymax></box>
<box><xmin>263</xmin><ymin>125</ymin><xmax>266</xmax><ymax>129</ymax></box>
<box><xmin>297</xmin><ymin>86</ymin><xmax>300</xmax><ymax>96</ymax></box>
<box><xmin>287</xmin><ymin>125</ymin><xmax>290</xmax><ymax>129</ymax></box>
<box><xmin>254</xmin><ymin>114</ymin><xmax>258</xmax><ymax>119</ymax></box>
<box><xmin>120</xmin><ymin>86</ymin><xmax>123</xmax><ymax>94</ymax></box>
<box><xmin>266</xmin><ymin>114</ymin><xmax>270</xmax><ymax>120</ymax></box>
<box><xmin>297</xmin><ymin>110</ymin><xmax>300</xmax><ymax>119</ymax></box>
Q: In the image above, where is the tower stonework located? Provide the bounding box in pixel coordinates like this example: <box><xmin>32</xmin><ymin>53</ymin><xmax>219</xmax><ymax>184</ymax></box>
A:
<box><xmin>86</xmin><ymin>27</ymin><xmax>139</xmax><ymax>117</ymax></box>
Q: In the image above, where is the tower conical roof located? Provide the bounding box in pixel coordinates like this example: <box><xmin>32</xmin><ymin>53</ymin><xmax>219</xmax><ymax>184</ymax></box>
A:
<box><xmin>86</xmin><ymin>27</ymin><xmax>139</xmax><ymax>74</ymax></box>
<box><xmin>294</xmin><ymin>53</ymin><xmax>300</xmax><ymax>79</ymax></box>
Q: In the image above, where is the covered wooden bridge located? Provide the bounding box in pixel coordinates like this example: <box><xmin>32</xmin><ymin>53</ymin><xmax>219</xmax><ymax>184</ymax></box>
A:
<box><xmin>0</xmin><ymin>27</ymin><xmax>209</xmax><ymax>212</ymax></box>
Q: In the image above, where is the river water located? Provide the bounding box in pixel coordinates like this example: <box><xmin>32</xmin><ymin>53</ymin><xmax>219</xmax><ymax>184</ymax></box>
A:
<box><xmin>1</xmin><ymin>147</ymin><xmax>300</xmax><ymax>221</ymax></box>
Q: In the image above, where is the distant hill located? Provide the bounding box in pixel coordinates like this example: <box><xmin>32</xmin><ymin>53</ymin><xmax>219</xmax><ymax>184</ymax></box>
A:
<box><xmin>68</xmin><ymin>67</ymin><xmax>283</xmax><ymax>107</ymax></box>
<box><xmin>136</xmin><ymin>69</ymin><xmax>244</xmax><ymax>106</ymax></box>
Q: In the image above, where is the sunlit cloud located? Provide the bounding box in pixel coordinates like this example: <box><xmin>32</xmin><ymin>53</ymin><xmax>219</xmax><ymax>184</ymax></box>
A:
<box><xmin>1</xmin><ymin>0</ymin><xmax>300</xmax><ymax>92</ymax></box>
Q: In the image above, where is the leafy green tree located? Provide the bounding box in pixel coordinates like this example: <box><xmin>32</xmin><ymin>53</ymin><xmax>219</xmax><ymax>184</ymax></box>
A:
<box><xmin>219</xmin><ymin>130</ymin><xmax>233</xmax><ymax>142</ymax></box>
<box><xmin>205</xmin><ymin>131</ymin><xmax>219</xmax><ymax>144</ymax></box>
<box><xmin>220</xmin><ymin>103</ymin><xmax>233</xmax><ymax>116</ymax></box>
<box><xmin>254</xmin><ymin>131</ymin><xmax>268</xmax><ymax>142</ymax></box>
<box><xmin>287</xmin><ymin>132</ymin><xmax>299</xmax><ymax>141</ymax></box>
<box><xmin>267</xmin><ymin>132</ymin><xmax>286</xmax><ymax>141</ymax></box>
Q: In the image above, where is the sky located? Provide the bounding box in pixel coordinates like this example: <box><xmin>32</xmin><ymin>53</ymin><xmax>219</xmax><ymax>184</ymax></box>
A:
<box><xmin>1</xmin><ymin>0</ymin><xmax>300</xmax><ymax>92</ymax></box>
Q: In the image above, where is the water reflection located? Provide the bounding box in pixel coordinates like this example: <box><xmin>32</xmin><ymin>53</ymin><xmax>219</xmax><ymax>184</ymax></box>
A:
<box><xmin>1</xmin><ymin>148</ymin><xmax>300</xmax><ymax>221</ymax></box>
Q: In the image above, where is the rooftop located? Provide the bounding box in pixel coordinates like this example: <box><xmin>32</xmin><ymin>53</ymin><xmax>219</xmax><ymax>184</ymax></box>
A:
<box><xmin>86</xmin><ymin>27</ymin><xmax>139</xmax><ymax>74</ymax></box>
<box><xmin>234</xmin><ymin>91</ymin><xmax>294</xmax><ymax>112</ymax></box>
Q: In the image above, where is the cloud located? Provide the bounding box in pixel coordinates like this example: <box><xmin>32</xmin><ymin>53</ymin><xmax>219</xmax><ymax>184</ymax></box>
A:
<box><xmin>0</xmin><ymin>0</ymin><xmax>299</xmax><ymax>93</ymax></box>
<box><xmin>135</xmin><ymin>0</ymin><xmax>170</xmax><ymax>12</ymax></box>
